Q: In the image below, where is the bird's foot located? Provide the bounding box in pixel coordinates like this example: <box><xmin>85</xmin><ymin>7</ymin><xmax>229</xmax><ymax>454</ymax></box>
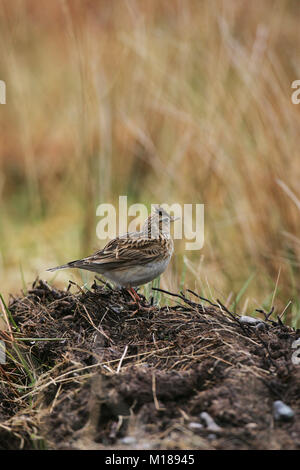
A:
<box><xmin>126</xmin><ymin>287</ymin><xmax>140</xmax><ymax>316</ymax></box>
<box><xmin>126</xmin><ymin>287</ymin><xmax>141</xmax><ymax>302</ymax></box>
<box><xmin>127</xmin><ymin>287</ymin><xmax>155</xmax><ymax>316</ymax></box>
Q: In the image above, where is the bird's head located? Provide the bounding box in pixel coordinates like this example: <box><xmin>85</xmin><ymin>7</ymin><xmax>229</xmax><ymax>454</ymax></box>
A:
<box><xmin>143</xmin><ymin>206</ymin><xmax>179</xmax><ymax>238</ymax></box>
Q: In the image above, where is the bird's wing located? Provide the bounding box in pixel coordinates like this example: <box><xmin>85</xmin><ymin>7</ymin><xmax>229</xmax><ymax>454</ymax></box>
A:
<box><xmin>79</xmin><ymin>235</ymin><xmax>170</xmax><ymax>271</ymax></box>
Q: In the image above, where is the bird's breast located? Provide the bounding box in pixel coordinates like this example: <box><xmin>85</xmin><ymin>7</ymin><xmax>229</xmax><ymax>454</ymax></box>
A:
<box><xmin>104</xmin><ymin>256</ymin><xmax>172</xmax><ymax>287</ymax></box>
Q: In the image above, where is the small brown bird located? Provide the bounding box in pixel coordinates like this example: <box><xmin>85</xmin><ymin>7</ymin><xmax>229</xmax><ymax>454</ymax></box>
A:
<box><xmin>47</xmin><ymin>207</ymin><xmax>177</xmax><ymax>304</ymax></box>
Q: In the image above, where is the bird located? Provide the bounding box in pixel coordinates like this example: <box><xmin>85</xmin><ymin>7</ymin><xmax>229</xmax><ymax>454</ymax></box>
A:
<box><xmin>47</xmin><ymin>206</ymin><xmax>177</xmax><ymax>308</ymax></box>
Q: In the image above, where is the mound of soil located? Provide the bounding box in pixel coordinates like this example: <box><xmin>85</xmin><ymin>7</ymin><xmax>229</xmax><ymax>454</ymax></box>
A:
<box><xmin>0</xmin><ymin>279</ymin><xmax>299</xmax><ymax>450</ymax></box>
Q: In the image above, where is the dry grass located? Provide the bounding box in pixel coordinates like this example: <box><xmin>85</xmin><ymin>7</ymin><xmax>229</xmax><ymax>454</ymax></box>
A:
<box><xmin>0</xmin><ymin>1</ymin><xmax>300</xmax><ymax>324</ymax></box>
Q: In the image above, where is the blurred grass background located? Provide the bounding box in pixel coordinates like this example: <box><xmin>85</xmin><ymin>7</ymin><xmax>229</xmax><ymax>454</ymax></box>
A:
<box><xmin>1</xmin><ymin>0</ymin><xmax>300</xmax><ymax>325</ymax></box>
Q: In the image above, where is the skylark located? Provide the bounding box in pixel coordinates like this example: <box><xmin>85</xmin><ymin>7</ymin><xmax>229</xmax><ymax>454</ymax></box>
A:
<box><xmin>47</xmin><ymin>207</ymin><xmax>177</xmax><ymax>306</ymax></box>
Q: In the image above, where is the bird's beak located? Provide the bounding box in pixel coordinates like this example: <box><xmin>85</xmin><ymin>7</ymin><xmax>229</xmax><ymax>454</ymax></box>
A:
<box><xmin>171</xmin><ymin>216</ymin><xmax>180</xmax><ymax>222</ymax></box>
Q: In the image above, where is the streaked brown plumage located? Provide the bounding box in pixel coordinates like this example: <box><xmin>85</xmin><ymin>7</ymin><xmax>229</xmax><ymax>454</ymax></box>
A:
<box><xmin>47</xmin><ymin>207</ymin><xmax>177</xmax><ymax>290</ymax></box>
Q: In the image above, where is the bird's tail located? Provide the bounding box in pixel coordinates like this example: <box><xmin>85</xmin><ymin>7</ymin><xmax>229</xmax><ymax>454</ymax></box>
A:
<box><xmin>47</xmin><ymin>260</ymin><xmax>79</xmax><ymax>272</ymax></box>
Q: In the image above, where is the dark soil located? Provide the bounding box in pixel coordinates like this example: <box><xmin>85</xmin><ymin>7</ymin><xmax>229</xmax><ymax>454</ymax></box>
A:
<box><xmin>0</xmin><ymin>279</ymin><xmax>299</xmax><ymax>450</ymax></box>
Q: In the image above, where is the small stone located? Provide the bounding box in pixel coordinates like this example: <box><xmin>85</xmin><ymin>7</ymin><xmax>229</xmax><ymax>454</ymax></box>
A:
<box><xmin>273</xmin><ymin>400</ymin><xmax>294</xmax><ymax>421</ymax></box>
<box><xmin>239</xmin><ymin>316</ymin><xmax>264</xmax><ymax>325</ymax></box>
<box><xmin>120</xmin><ymin>436</ymin><xmax>137</xmax><ymax>445</ymax></box>
<box><xmin>188</xmin><ymin>422</ymin><xmax>203</xmax><ymax>430</ymax></box>
<box><xmin>200</xmin><ymin>412</ymin><xmax>222</xmax><ymax>432</ymax></box>
<box><xmin>110</xmin><ymin>305</ymin><xmax>124</xmax><ymax>314</ymax></box>
<box><xmin>256</xmin><ymin>322</ymin><xmax>267</xmax><ymax>331</ymax></box>
<box><xmin>245</xmin><ymin>422</ymin><xmax>257</xmax><ymax>430</ymax></box>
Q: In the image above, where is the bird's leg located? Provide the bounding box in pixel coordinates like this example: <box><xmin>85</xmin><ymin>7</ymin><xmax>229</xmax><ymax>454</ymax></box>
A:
<box><xmin>127</xmin><ymin>287</ymin><xmax>142</xmax><ymax>316</ymax></box>
<box><xmin>127</xmin><ymin>287</ymin><xmax>156</xmax><ymax>315</ymax></box>
<box><xmin>129</xmin><ymin>287</ymin><xmax>141</xmax><ymax>302</ymax></box>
